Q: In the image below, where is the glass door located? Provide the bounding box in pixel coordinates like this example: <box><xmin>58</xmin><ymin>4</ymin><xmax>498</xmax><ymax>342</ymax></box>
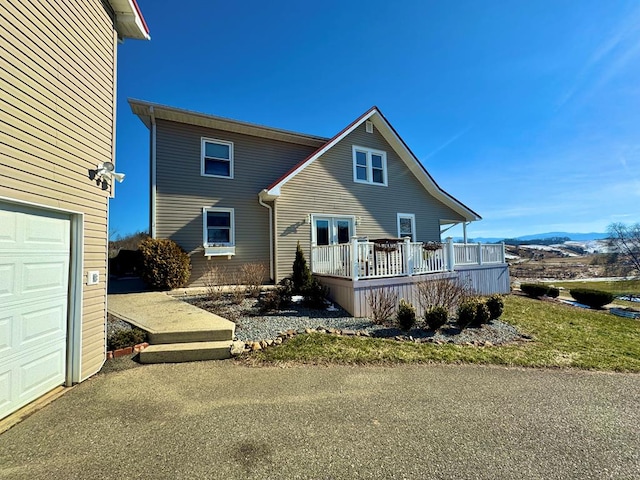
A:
<box><xmin>313</xmin><ymin>216</ymin><xmax>353</xmax><ymax>245</ymax></box>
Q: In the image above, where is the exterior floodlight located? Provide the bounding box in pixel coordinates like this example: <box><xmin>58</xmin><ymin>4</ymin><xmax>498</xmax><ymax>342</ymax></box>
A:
<box><xmin>95</xmin><ymin>162</ymin><xmax>125</xmax><ymax>183</ymax></box>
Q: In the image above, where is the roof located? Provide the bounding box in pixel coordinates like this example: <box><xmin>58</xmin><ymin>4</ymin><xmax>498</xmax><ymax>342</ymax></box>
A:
<box><xmin>129</xmin><ymin>99</ymin><xmax>329</xmax><ymax>148</ymax></box>
<box><xmin>261</xmin><ymin>107</ymin><xmax>482</xmax><ymax>222</ymax></box>
<box><xmin>108</xmin><ymin>0</ymin><xmax>150</xmax><ymax>40</ymax></box>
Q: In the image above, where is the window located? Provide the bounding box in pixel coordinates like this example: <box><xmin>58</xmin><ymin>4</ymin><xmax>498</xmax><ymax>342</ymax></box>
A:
<box><xmin>312</xmin><ymin>216</ymin><xmax>355</xmax><ymax>246</ymax></box>
<box><xmin>201</xmin><ymin>138</ymin><xmax>233</xmax><ymax>178</ymax></box>
<box><xmin>352</xmin><ymin>146</ymin><xmax>387</xmax><ymax>186</ymax></box>
<box><xmin>397</xmin><ymin>213</ymin><xmax>416</xmax><ymax>241</ymax></box>
<box><xmin>203</xmin><ymin>207</ymin><xmax>235</xmax><ymax>257</ymax></box>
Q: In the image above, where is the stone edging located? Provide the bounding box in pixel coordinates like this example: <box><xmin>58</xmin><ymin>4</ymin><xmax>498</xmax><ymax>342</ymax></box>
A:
<box><xmin>230</xmin><ymin>327</ymin><xmax>515</xmax><ymax>356</ymax></box>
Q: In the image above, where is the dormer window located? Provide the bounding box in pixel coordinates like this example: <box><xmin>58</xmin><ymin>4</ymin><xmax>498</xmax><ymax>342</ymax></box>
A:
<box><xmin>201</xmin><ymin>138</ymin><xmax>233</xmax><ymax>178</ymax></box>
<box><xmin>352</xmin><ymin>146</ymin><xmax>387</xmax><ymax>186</ymax></box>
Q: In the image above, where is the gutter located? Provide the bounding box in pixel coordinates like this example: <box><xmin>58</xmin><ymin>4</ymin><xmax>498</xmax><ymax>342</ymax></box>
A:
<box><xmin>258</xmin><ymin>190</ymin><xmax>275</xmax><ymax>281</ymax></box>
<box><xmin>150</xmin><ymin>106</ymin><xmax>157</xmax><ymax>238</ymax></box>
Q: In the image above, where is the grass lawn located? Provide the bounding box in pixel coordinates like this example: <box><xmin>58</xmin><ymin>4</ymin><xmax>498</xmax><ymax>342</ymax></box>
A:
<box><xmin>543</xmin><ymin>279</ymin><xmax>640</xmax><ymax>296</ymax></box>
<box><xmin>251</xmin><ymin>295</ymin><xmax>640</xmax><ymax>372</ymax></box>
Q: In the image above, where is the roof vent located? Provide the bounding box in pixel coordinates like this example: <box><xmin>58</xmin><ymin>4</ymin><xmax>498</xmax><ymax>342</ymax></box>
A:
<box><xmin>365</xmin><ymin>121</ymin><xmax>373</xmax><ymax>133</ymax></box>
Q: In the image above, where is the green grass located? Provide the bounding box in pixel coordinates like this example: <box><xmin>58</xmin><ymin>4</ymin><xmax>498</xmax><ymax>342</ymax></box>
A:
<box><xmin>250</xmin><ymin>295</ymin><xmax>640</xmax><ymax>372</ymax></box>
<box><xmin>544</xmin><ymin>279</ymin><xmax>640</xmax><ymax>296</ymax></box>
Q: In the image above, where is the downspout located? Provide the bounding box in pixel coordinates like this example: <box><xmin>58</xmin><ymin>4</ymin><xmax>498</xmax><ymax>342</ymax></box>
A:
<box><xmin>258</xmin><ymin>194</ymin><xmax>274</xmax><ymax>281</ymax></box>
<box><xmin>149</xmin><ymin>106</ymin><xmax>157</xmax><ymax>238</ymax></box>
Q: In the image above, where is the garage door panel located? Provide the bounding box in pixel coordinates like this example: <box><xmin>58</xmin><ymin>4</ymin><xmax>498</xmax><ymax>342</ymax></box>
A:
<box><xmin>0</xmin><ymin>315</ymin><xmax>10</xmax><ymax>353</ymax></box>
<box><xmin>0</xmin><ymin>264</ymin><xmax>14</xmax><ymax>297</ymax></box>
<box><xmin>0</xmin><ymin>210</ymin><xmax>18</xmax><ymax>243</ymax></box>
<box><xmin>0</xmin><ymin>372</ymin><xmax>11</xmax><ymax>411</ymax></box>
<box><xmin>20</xmin><ymin>346</ymin><xmax>65</xmax><ymax>397</ymax></box>
<box><xmin>22</xmin><ymin>302</ymin><xmax>67</xmax><ymax>345</ymax></box>
<box><xmin>22</xmin><ymin>258</ymin><xmax>69</xmax><ymax>295</ymax></box>
<box><xmin>23</xmin><ymin>214</ymin><xmax>69</xmax><ymax>247</ymax></box>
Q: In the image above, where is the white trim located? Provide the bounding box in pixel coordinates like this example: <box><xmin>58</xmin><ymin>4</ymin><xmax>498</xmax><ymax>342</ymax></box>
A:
<box><xmin>203</xmin><ymin>207</ymin><xmax>235</xmax><ymax>256</ymax></box>
<box><xmin>310</xmin><ymin>214</ymin><xmax>356</xmax><ymax>245</ymax></box>
<box><xmin>201</xmin><ymin>137</ymin><xmax>234</xmax><ymax>179</ymax></box>
<box><xmin>352</xmin><ymin>145</ymin><xmax>388</xmax><ymax>186</ymax></box>
<box><xmin>365</xmin><ymin>120</ymin><xmax>373</xmax><ymax>133</ymax></box>
<box><xmin>150</xmin><ymin>106</ymin><xmax>157</xmax><ymax>238</ymax></box>
<box><xmin>267</xmin><ymin>107</ymin><xmax>378</xmax><ymax>194</ymax></box>
<box><xmin>397</xmin><ymin>213</ymin><xmax>416</xmax><ymax>242</ymax></box>
<box><xmin>0</xmin><ymin>196</ymin><xmax>85</xmax><ymax>385</ymax></box>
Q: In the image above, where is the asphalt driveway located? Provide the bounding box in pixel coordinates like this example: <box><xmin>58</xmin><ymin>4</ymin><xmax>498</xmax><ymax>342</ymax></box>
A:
<box><xmin>0</xmin><ymin>362</ymin><xmax>638</xmax><ymax>480</ymax></box>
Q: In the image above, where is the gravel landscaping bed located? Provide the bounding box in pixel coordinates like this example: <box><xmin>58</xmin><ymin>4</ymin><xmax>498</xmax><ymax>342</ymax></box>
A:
<box><xmin>184</xmin><ymin>295</ymin><xmax>524</xmax><ymax>345</ymax></box>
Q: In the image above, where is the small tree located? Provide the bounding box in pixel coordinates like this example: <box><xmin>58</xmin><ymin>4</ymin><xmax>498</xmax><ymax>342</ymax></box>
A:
<box><xmin>607</xmin><ymin>223</ymin><xmax>640</xmax><ymax>277</ymax></box>
<box><xmin>292</xmin><ymin>241</ymin><xmax>312</xmax><ymax>294</ymax></box>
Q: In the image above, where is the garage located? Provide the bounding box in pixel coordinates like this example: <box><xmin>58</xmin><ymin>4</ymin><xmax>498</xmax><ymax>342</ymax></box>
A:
<box><xmin>0</xmin><ymin>202</ymin><xmax>71</xmax><ymax>419</ymax></box>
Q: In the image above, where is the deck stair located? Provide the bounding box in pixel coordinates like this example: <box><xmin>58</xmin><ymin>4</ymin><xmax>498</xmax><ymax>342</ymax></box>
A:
<box><xmin>107</xmin><ymin>292</ymin><xmax>235</xmax><ymax>363</ymax></box>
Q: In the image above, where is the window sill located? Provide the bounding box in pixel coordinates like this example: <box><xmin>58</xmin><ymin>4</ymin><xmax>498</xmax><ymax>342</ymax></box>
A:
<box><xmin>354</xmin><ymin>179</ymin><xmax>387</xmax><ymax>187</ymax></box>
<box><xmin>204</xmin><ymin>245</ymin><xmax>236</xmax><ymax>258</ymax></box>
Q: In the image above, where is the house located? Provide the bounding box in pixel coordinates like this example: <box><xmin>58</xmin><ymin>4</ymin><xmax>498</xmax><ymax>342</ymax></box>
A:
<box><xmin>0</xmin><ymin>0</ymin><xmax>149</xmax><ymax>420</ymax></box>
<box><xmin>129</xmin><ymin>100</ymin><xmax>510</xmax><ymax>315</ymax></box>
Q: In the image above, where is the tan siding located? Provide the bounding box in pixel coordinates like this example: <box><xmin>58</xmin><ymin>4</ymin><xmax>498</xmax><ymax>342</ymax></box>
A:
<box><xmin>155</xmin><ymin>120</ymin><xmax>317</xmax><ymax>285</ymax></box>
<box><xmin>0</xmin><ymin>0</ymin><xmax>116</xmax><ymax>381</ymax></box>
<box><xmin>276</xmin><ymin>123</ymin><xmax>466</xmax><ymax>280</ymax></box>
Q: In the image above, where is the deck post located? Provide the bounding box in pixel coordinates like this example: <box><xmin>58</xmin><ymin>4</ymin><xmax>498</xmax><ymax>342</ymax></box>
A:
<box><xmin>478</xmin><ymin>242</ymin><xmax>483</xmax><ymax>265</ymax></box>
<box><xmin>351</xmin><ymin>236</ymin><xmax>359</xmax><ymax>281</ymax></box>
<box><xmin>403</xmin><ymin>237</ymin><xmax>412</xmax><ymax>276</ymax></box>
<box><xmin>501</xmin><ymin>242</ymin><xmax>506</xmax><ymax>263</ymax></box>
<box><xmin>446</xmin><ymin>237</ymin><xmax>455</xmax><ymax>271</ymax></box>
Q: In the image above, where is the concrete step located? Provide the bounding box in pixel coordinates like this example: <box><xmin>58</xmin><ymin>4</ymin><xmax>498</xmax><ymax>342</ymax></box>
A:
<box><xmin>148</xmin><ymin>327</ymin><xmax>234</xmax><ymax>345</ymax></box>
<box><xmin>139</xmin><ymin>341</ymin><xmax>232</xmax><ymax>364</ymax></box>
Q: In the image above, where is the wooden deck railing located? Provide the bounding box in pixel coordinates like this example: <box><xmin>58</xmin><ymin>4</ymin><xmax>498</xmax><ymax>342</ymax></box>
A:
<box><xmin>311</xmin><ymin>238</ymin><xmax>505</xmax><ymax>280</ymax></box>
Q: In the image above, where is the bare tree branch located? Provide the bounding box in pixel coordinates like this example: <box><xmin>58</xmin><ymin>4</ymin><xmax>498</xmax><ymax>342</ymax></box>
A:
<box><xmin>607</xmin><ymin>222</ymin><xmax>640</xmax><ymax>276</ymax></box>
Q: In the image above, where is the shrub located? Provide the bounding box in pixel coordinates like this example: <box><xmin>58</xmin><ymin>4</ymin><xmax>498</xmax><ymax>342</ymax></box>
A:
<box><xmin>139</xmin><ymin>238</ymin><xmax>191</xmax><ymax>290</ymax></box>
<box><xmin>107</xmin><ymin>327</ymin><xmax>147</xmax><ymax>351</ymax></box>
<box><xmin>520</xmin><ymin>283</ymin><xmax>550</xmax><ymax>298</ymax></box>
<box><xmin>202</xmin><ymin>264</ymin><xmax>227</xmax><ymax>301</ymax></box>
<box><xmin>292</xmin><ymin>242</ymin><xmax>312</xmax><ymax>294</ymax></box>
<box><xmin>424</xmin><ymin>306</ymin><xmax>448</xmax><ymax>330</ymax></box>
<box><xmin>416</xmin><ymin>277</ymin><xmax>473</xmax><ymax>316</ymax></box>
<box><xmin>396</xmin><ymin>299</ymin><xmax>416</xmax><ymax>331</ymax></box>
<box><xmin>547</xmin><ymin>286</ymin><xmax>560</xmax><ymax>298</ymax></box>
<box><xmin>366</xmin><ymin>288</ymin><xmax>398</xmax><ymax>324</ymax></box>
<box><xmin>302</xmin><ymin>278</ymin><xmax>328</xmax><ymax>309</ymax></box>
<box><xmin>259</xmin><ymin>279</ymin><xmax>293</xmax><ymax>313</ymax></box>
<box><xmin>474</xmin><ymin>301</ymin><xmax>491</xmax><ymax>326</ymax></box>
<box><xmin>569</xmin><ymin>288</ymin><xmax>614</xmax><ymax>309</ymax></box>
<box><xmin>486</xmin><ymin>294</ymin><xmax>504</xmax><ymax>320</ymax></box>
<box><xmin>241</xmin><ymin>263</ymin><xmax>268</xmax><ymax>298</ymax></box>
<box><xmin>457</xmin><ymin>300</ymin><xmax>477</xmax><ymax>329</ymax></box>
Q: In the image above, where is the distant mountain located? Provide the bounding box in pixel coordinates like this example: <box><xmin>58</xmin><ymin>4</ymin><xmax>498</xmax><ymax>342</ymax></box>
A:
<box><xmin>456</xmin><ymin>232</ymin><xmax>608</xmax><ymax>244</ymax></box>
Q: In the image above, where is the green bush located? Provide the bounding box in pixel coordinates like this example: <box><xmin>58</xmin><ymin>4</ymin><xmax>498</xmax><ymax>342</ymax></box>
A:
<box><xmin>457</xmin><ymin>300</ymin><xmax>477</xmax><ymax>329</ymax></box>
<box><xmin>292</xmin><ymin>241</ymin><xmax>312</xmax><ymax>294</ymax></box>
<box><xmin>474</xmin><ymin>301</ymin><xmax>491</xmax><ymax>326</ymax></box>
<box><xmin>302</xmin><ymin>278</ymin><xmax>329</xmax><ymax>309</ymax></box>
<box><xmin>139</xmin><ymin>238</ymin><xmax>191</xmax><ymax>290</ymax></box>
<box><xmin>107</xmin><ymin>328</ymin><xmax>147</xmax><ymax>351</ymax></box>
<box><xmin>259</xmin><ymin>279</ymin><xmax>293</xmax><ymax>313</ymax></box>
<box><xmin>424</xmin><ymin>306</ymin><xmax>448</xmax><ymax>330</ymax></box>
<box><xmin>396</xmin><ymin>299</ymin><xmax>416</xmax><ymax>331</ymax></box>
<box><xmin>547</xmin><ymin>286</ymin><xmax>560</xmax><ymax>298</ymax></box>
<box><xmin>520</xmin><ymin>283</ymin><xmax>550</xmax><ymax>298</ymax></box>
<box><xmin>486</xmin><ymin>294</ymin><xmax>504</xmax><ymax>320</ymax></box>
<box><xmin>569</xmin><ymin>288</ymin><xmax>614</xmax><ymax>309</ymax></box>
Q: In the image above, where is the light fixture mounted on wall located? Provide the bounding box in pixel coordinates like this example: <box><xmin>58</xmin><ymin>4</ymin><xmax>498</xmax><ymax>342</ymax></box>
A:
<box><xmin>94</xmin><ymin>161</ymin><xmax>125</xmax><ymax>183</ymax></box>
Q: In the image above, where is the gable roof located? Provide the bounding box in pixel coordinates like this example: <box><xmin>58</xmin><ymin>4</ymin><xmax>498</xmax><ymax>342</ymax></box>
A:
<box><xmin>260</xmin><ymin>107</ymin><xmax>482</xmax><ymax>222</ymax></box>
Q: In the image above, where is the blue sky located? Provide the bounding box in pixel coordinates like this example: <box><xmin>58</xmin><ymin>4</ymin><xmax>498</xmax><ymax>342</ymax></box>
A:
<box><xmin>112</xmin><ymin>0</ymin><xmax>640</xmax><ymax>240</ymax></box>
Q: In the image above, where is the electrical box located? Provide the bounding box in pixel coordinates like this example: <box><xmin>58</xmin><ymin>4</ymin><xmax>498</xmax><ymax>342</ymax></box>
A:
<box><xmin>87</xmin><ymin>271</ymin><xmax>99</xmax><ymax>285</ymax></box>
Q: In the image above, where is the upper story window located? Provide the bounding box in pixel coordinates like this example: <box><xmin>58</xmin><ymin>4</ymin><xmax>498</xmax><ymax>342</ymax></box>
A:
<box><xmin>201</xmin><ymin>138</ymin><xmax>234</xmax><ymax>178</ymax></box>
<box><xmin>352</xmin><ymin>146</ymin><xmax>387</xmax><ymax>186</ymax></box>
<box><xmin>397</xmin><ymin>213</ymin><xmax>416</xmax><ymax>241</ymax></box>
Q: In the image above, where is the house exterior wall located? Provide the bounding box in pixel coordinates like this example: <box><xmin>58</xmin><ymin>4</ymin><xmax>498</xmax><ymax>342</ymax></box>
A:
<box><xmin>275</xmin><ymin>122</ymin><xmax>466</xmax><ymax>280</ymax></box>
<box><xmin>0</xmin><ymin>0</ymin><xmax>118</xmax><ymax>378</ymax></box>
<box><xmin>154</xmin><ymin>119</ymin><xmax>318</xmax><ymax>285</ymax></box>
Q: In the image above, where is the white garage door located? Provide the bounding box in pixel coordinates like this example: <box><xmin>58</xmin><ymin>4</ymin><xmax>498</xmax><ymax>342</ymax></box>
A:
<box><xmin>0</xmin><ymin>202</ymin><xmax>70</xmax><ymax>419</ymax></box>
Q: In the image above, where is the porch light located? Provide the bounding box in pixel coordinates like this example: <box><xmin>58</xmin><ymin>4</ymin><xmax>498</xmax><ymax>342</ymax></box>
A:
<box><xmin>305</xmin><ymin>213</ymin><xmax>311</xmax><ymax>224</ymax></box>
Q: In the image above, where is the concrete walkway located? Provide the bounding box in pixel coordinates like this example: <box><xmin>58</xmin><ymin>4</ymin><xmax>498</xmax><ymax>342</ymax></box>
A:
<box><xmin>108</xmin><ymin>292</ymin><xmax>235</xmax><ymax>362</ymax></box>
<box><xmin>0</xmin><ymin>363</ymin><xmax>638</xmax><ymax>479</ymax></box>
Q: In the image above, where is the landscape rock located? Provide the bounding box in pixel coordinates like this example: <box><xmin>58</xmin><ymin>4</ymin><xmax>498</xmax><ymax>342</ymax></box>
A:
<box><xmin>230</xmin><ymin>341</ymin><xmax>246</xmax><ymax>356</ymax></box>
<box><xmin>251</xmin><ymin>341</ymin><xmax>262</xmax><ymax>351</ymax></box>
